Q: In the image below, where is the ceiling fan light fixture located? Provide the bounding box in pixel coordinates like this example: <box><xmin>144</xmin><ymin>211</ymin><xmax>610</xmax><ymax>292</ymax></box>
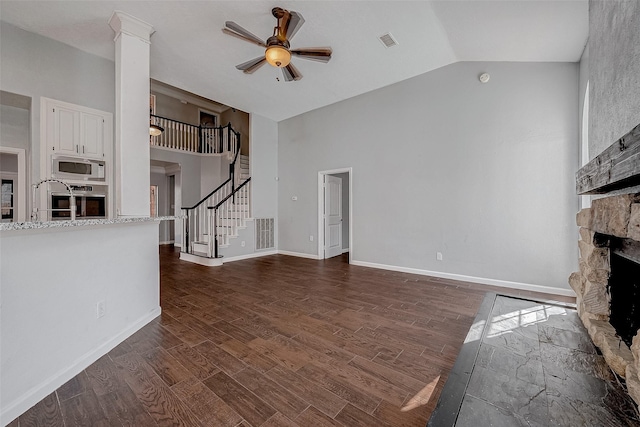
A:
<box><xmin>149</xmin><ymin>123</ymin><xmax>164</xmax><ymax>136</ymax></box>
<box><xmin>265</xmin><ymin>45</ymin><xmax>291</xmax><ymax>68</ymax></box>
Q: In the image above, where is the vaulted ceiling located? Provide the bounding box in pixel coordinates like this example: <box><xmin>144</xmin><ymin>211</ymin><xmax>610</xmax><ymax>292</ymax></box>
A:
<box><xmin>0</xmin><ymin>1</ymin><xmax>588</xmax><ymax>121</ymax></box>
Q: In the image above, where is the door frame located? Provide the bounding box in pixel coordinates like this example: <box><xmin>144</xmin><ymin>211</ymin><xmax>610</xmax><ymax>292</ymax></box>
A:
<box><xmin>317</xmin><ymin>167</ymin><xmax>352</xmax><ymax>263</ymax></box>
<box><xmin>165</xmin><ymin>163</ymin><xmax>182</xmax><ymax>247</ymax></box>
<box><xmin>0</xmin><ymin>147</ymin><xmax>26</xmax><ymax>222</ymax></box>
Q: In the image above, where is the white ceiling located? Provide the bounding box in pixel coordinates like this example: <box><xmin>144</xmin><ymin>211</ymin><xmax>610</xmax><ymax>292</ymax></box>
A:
<box><xmin>0</xmin><ymin>1</ymin><xmax>588</xmax><ymax>122</ymax></box>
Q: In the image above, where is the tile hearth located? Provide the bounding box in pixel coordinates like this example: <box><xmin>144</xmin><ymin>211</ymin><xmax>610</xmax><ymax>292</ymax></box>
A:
<box><xmin>428</xmin><ymin>294</ymin><xmax>640</xmax><ymax>426</ymax></box>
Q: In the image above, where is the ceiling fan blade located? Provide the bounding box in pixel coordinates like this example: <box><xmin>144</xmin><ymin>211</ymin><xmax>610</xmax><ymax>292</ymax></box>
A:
<box><xmin>282</xmin><ymin>62</ymin><xmax>302</xmax><ymax>82</ymax></box>
<box><xmin>223</xmin><ymin>22</ymin><xmax>266</xmax><ymax>47</ymax></box>
<box><xmin>285</xmin><ymin>11</ymin><xmax>305</xmax><ymax>41</ymax></box>
<box><xmin>236</xmin><ymin>56</ymin><xmax>267</xmax><ymax>74</ymax></box>
<box><xmin>291</xmin><ymin>47</ymin><xmax>332</xmax><ymax>63</ymax></box>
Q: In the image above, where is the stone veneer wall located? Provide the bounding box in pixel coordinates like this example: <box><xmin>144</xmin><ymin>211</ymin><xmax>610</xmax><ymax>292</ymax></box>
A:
<box><xmin>570</xmin><ymin>192</ymin><xmax>640</xmax><ymax>404</ymax></box>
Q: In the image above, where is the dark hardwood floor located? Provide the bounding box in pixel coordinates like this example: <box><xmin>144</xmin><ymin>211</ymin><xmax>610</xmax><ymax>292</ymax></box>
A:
<box><xmin>9</xmin><ymin>246</ymin><xmax>574</xmax><ymax>426</ymax></box>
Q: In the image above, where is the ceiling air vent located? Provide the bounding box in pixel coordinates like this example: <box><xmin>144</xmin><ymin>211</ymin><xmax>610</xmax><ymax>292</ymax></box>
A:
<box><xmin>379</xmin><ymin>32</ymin><xmax>398</xmax><ymax>48</ymax></box>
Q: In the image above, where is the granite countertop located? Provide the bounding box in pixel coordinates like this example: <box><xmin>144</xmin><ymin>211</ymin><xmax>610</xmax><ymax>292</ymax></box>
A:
<box><xmin>0</xmin><ymin>216</ymin><xmax>182</xmax><ymax>231</ymax></box>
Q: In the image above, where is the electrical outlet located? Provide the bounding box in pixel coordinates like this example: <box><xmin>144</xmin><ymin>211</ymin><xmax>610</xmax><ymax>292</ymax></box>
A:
<box><xmin>97</xmin><ymin>301</ymin><xmax>106</xmax><ymax>318</ymax></box>
<box><xmin>241</xmin><ymin>241</ymin><xmax>246</xmax><ymax>247</ymax></box>
<box><xmin>309</xmin><ymin>235</ymin><xmax>314</xmax><ymax>242</ymax></box>
<box><xmin>436</xmin><ymin>252</ymin><xmax>443</xmax><ymax>261</ymax></box>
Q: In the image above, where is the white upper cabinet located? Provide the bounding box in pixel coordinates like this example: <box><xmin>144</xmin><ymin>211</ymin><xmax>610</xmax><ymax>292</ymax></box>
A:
<box><xmin>43</xmin><ymin>98</ymin><xmax>112</xmax><ymax>160</ymax></box>
<box><xmin>81</xmin><ymin>112</ymin><xmax>104</xmax><ymax>158</ymax></box>
<box><xmin>52</xmin><ymin>105</ymin><xmax>79</xmax><ymax>155</ymax></box>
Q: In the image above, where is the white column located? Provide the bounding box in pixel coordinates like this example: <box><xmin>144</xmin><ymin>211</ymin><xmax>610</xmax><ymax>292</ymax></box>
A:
<box><xmin>109</xmin><ymin>11</ymin><xmax>154</xmax><ymax>217</ymax></box>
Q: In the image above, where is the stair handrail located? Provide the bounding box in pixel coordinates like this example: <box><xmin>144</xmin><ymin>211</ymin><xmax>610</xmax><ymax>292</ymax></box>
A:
<box><xmin>208</xmin><ymin>177</ymin><xmax>252</xmax><ymax>258</ymax></box>
<box><xmin>183</xmin><ymin>177</ymin><xmax>231</xmax><ymax>211</ymax></box>
<box><xmin>210</xmin><ymin>177</ymin><xmax>251</xmax><ymax>211</ymax></box>
<box><xmin>180</xmin><ymin>124</ymin><xmax>242</xmax><ymax>254</ymax></box>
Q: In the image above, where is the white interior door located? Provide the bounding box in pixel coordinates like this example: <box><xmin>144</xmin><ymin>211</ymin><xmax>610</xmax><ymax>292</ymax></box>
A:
<box><xmin>324</xmin><ymin>175</ymin><xmax>343</xmax><ymax>258</ymax></box>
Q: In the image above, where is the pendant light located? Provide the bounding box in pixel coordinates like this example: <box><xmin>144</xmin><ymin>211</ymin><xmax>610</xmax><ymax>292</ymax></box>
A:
<box><xmin>149</xmin><ymin>116</ymin><xmax>164</xmax><ymax>136</ymax></box>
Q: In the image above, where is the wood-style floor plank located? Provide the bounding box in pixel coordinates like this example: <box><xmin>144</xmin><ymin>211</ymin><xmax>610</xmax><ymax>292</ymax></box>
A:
<box><xmin>203</xmin><ymin>371</ymin><xmax>277</xmax><ymax>426</ymax></box>
<box><xmin>8</xmin><ymin>247</ymin><xmax>575</xmax><ymax>426</ymax></box>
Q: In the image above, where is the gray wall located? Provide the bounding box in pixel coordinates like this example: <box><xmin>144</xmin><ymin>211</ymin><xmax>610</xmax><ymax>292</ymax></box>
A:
<box><xmin>0</xmin><ymin>104</ymin><xmax>30</xmax><ymax>151</ymax></box>
<box><xmin>278</xmin><ymin>61</ymin><xmax>579</xmax><ymax>290</ymax></box>
<box><xmin>152</xmin><ymin>91</ymin><xmax>200</xmax><ymax>125</ymax></box>
<box><xmin>589</xmin><ymin>1</ymin><xmax>640</xmax><ymax>157</ymax></box>
<box><xmin>150</xmin><ymin>148</ymin><xmax>201</xmax><ymax>207</ymax></box>
<box><xmin>220</xmin><ymin>108</ymin><xmax>250</xmax><ymax>156</ymax></box>
<box><xmin>0</xmin><ymin>153</ymin><xmax>18</xmax><ymax>173</ymax></box>
<box><xmin>0</xmin><ymin>22</ymin><xmax>115</xmax><ymax>183</ymax></box>
<box><xmin>219</xmin><ymin>113</ymin><xmax>279</xmax><ymax>259</ymax></box>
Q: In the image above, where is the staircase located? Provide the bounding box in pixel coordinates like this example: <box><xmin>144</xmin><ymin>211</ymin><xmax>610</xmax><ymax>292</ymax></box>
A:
<box><xmin>179</xmin><ymin>131</ymin><xmax>252</xmax><ymax>266</ymax></box>
<box><xmin>237</xmin><ymin>154</ymin><xmax>250</xmax><ymax>184</ymax></box>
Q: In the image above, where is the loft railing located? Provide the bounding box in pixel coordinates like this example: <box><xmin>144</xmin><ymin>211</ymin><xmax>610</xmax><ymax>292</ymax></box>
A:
<box><xmin>181</xmin><ymin>130</ymin><xmax>248</xmax><ymax>258</ymax></box>
<box><xmin>150</xmin><ymin>114</ymin><xmax>239</xmax><ymax>157</ymax></box>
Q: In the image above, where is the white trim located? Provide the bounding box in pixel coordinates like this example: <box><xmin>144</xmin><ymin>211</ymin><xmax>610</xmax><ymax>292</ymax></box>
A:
<box><xmin>278</xmin><ymin>250</ymin><xmax>321</xmax><ymax>260</ymax></box>
<box><xmin>150</xmin><ymin>145</ymin><xmax>224</xmax><ymax>157</ymax></box>
<box><xmin>0</xmin><ymin>307</ymin><xmax>160</xmax><ymax>424</ymax></box>
<box><xmin>174</xmin><ymin>243</ymin><xmax>182</xmax><ymax>248</ymax></box>
<box><xmin>222</xmin><ymin>250</ymin><xmax>278</xmax><ymax>263</ymax></box>
<box><xmin>150</xmin><ymin>165</ymin><xmax>166</xmax><ymax>174</ymax></box>
<box><xmin>165</xmin><ymin>164</ymin><xmax>181</xmax><ymax>175</ymax></box>
<box><xmin>351</xmin><ymin>260</ymin><xmax>576</xmax><ymax>297</ymax></box>
<box><xmin>342</xmin><ymin>248</ymin><xmax>350</xmax><ymax>254</ymax></box>
<box><xmin>317</xmin><ymin>168</ymin><xmax>353</xmax><ymax>264</ymax></box>
<box><xmin>179</xmin><ymin>252</ymin><xmax>223</xmax><ymax>266</ymax></box>
<box><xmin>159</xmin><ymin>240</ymin><xmax>175</xmax><ymax>245</ymax></box>
<box><xmin>0</xmin><ymin>147</ymin><xmax>26</xmax><ymax>222</ymax></box>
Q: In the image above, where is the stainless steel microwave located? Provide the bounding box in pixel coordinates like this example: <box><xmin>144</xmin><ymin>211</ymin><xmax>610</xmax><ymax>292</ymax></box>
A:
<box><xmin>51</xmin><ymin>156</ymin><xmax>105</xmax><ymax>182</ymax></box>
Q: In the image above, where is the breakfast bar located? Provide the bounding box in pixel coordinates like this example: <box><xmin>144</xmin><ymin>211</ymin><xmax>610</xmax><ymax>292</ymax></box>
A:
<box><xmin>0</xmin><ymin>217</ymin><xmax>177</xmax><ymax>421</ymax></box>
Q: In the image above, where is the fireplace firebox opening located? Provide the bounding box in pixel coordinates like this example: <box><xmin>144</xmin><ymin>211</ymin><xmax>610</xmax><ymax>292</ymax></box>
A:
<box><xmin>609</xmin><ymin>240</ymin><xmax>640</xmax><ymax>348</ymax></box>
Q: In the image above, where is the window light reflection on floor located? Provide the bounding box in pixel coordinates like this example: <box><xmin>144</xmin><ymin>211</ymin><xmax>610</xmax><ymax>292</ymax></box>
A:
<box><xmin>464</xmin><ymin>304</ymin><xmax>570</xmax><ymax>344</ymax></box>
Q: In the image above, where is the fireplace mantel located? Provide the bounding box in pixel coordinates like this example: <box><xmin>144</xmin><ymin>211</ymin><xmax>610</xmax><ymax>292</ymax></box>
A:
<box><xmin>576</xmin><ymin>124</ymin><xmax>640</xmax><ymax>195</ymax></box>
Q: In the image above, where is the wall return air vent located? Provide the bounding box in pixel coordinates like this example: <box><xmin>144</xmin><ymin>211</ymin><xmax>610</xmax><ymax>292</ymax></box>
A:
<box><xmin>255</xmin><ymin>218</ymin><xmax>275</xmax><ymax>250</ymax></box>
<box><xmin>379</xmin><ymin>32</ymin><xmax>398</xmax><ymax>48</ymax></box>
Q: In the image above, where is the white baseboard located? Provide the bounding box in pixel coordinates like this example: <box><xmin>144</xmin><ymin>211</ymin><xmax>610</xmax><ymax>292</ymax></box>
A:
<box><xmin>277</xmin><ymin>250</ymin><xmax>321</xmax><ymax>260</ymax></box>
<box><xmin>1</xmin><ymin>308</ymin><xmax>161</xmax><ymax>424</ymax></box>
<box><xmin>342</xmin><ymin>248</ymin><xmax>350</xmax><ymax>254</ymax></box>
<box><xmin>159</xmin><ymin>240</ymin><xmax>175</xmax><ymax>245</ymax></box>
<box><xmin>222</xmin><ymin>250</ymin><xmax>278</xmax><ymax>263</ymax></box>
<box><xmin>179</xmin><ymin>252</ymin><xmax>223</xmax><ymax>266</ymax></box>
<box><xmin>350</xmin><ymin>260</ymin><xmax>576</xmax><ymax>298</ymax></box>
<box><xmin>174</xmin><ymin>243</ymin><xmax>182</xmax><ymax>249</ymax></box>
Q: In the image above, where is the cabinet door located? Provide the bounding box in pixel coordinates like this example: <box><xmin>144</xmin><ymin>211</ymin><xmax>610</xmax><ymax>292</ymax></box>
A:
<box><xmin>81</xmin><ymin>112</ymin><xmax>104</xmax><ymax>158</ymax></box>
<box><xmin>52</xmin><ymin>106</ymin><xmax>80</xmax><ymax>155</ymax></box>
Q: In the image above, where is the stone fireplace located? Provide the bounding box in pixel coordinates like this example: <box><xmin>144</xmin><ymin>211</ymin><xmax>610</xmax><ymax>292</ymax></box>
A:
<box><xmin>570</xmin><ymin>123</ymin><xmax>640</xmax><ymax>406</ymax></box>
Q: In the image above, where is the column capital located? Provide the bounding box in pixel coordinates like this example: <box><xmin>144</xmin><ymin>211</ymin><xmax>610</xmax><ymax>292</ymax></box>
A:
<box><xmin>108</xmin><ymin>11</ymin><xmax>154</xmax><ymax>43</ymax></box>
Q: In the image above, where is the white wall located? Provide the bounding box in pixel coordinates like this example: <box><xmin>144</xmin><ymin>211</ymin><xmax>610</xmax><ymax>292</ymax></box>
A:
<box><xmin>0</xmin><ymin>222</ymin><xmax>160</xmax><ymax>424</ymax></box>
<box><xmin>278</xmin><ymin>61</ymin><xmax>579</xmax><ymax>291</ymax></box>
<box><xmin>0</xmin><ymin>22</ymin><xmax>115</xmax><ymax>185</ymax></box>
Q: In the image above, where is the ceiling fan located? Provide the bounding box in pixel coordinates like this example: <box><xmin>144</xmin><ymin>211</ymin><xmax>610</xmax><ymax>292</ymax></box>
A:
<box><xmin>222</xmin><ymin>7</ymin><xmax>332</xmax><ymax>81</ymax></box>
